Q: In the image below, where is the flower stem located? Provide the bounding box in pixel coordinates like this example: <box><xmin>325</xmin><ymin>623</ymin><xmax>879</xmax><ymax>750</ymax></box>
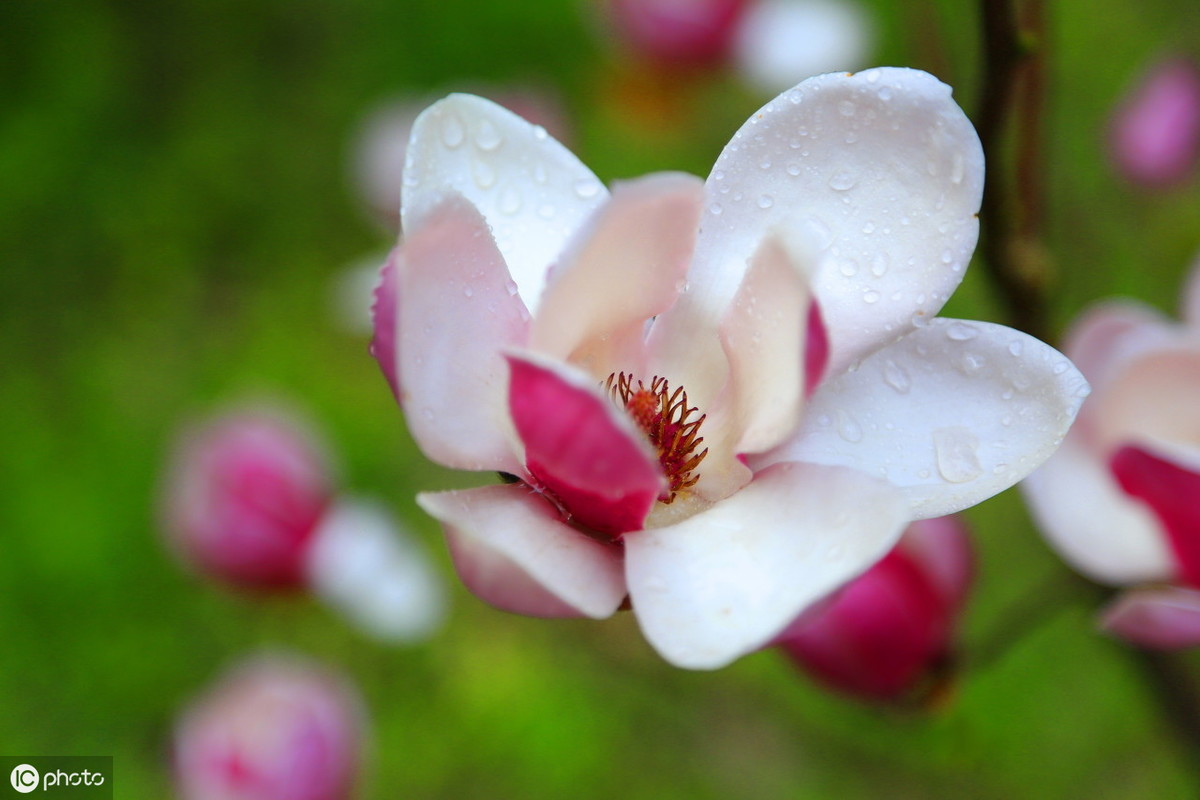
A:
<box><xmin>976</xmin><ymin>0</ymin><xmax>1051</xmax><ymax>341</ymax></box>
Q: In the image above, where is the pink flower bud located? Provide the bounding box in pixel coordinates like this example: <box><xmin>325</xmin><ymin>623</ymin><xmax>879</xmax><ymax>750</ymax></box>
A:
<box><xmin>369</xmin><ymin>251</ymin><xmax>400</xmax><ymax>402</ymax></box>
<box><xmin>605</xmin><ymin>0</ymin><xmax>752</xmax><ymax>67</ymax></box>
<box><xmin>174</xmin><ymin>656</ymin><xmax>364</xmax><ymax>800</ymax></box>
<box><xmin>775</xmin><ymin>516</ymin><xmax>973</xmax><ymax>702</ymax></box>
<box><xmin>163</xmin><ymin>410</ymin><xmax>334</xmax><ymax>590</ymax></box>
<box><xmin>1110</xmin><ymin>57</ymin><xmax>1200</xmax><ymax>187</ymax></box>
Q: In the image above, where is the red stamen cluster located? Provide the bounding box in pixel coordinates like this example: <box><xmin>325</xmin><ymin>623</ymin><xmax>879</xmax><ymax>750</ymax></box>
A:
<box><xmin>605</xmin><ymin>372</ymin><xmax>708</xmax><ymax>503</ymax></box>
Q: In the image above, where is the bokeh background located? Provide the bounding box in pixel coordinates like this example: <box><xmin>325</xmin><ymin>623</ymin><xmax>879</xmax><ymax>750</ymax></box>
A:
<box><xmin>3</xmin><ymin>0</ymin><xmax>1200</xmax><ymax>796</ymax></box>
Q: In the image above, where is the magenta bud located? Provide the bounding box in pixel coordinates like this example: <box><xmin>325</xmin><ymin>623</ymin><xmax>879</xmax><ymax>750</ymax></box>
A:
<box><xmin>775</xmin><ymin>515</ymin><xmax>974</xmax><ymax>702</ymax></box>
<box><xmin>369</xmin><ymin>251</ymin><xmax>401</xmax><ymax>402</ymax></box>
<box><xmin>174</xmin><ymin>655</ymin><xmax>364</xmax><ymax>800</ymax></box>
<box><xmin>1110</xmin><ymin>57</ymin><xmax>1200</xmax><ymax>187</ymax></box>
<box><xmin>163</xmin><ymin>409</ymin><xmax>333</xmax><ymax>590</ymax></box>
<box><xmin>605</xmin><ymin>0</ymin><xmax>752</xmax><ymax>67</ymax></box>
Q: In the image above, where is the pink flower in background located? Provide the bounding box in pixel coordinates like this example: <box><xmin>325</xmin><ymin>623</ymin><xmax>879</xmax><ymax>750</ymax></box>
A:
<box><xmin>1110</xmin><ymin>57</ymin><xmax>1200</xmax><ymax>187</ymax></box>
<box><xmin>163</xmin><ymin>407</ymin><xmax>447</xmax><ymax>643</ymax></box>
<box><xmin>604</xmin><ymin>0</ymin><xmax>752</xmax><ymax>67</ymax></box>
<box><xmin>775</xmin><ymin>515</ymin><xmax>973</xmax><ymax>702</ymax></box>
<box><xmin>376</xmin><ymin>68</ymin><xmax>1087</xmax><ymax>669</ymax></box>
<box><xmin>174</xmin><ymin>655</ymin><xmax>364</xmax><ymax>800</ymax></box>
<box><xmin>1022</xmin><ymin>258</ymin><xmax>1200</xmax><ymax>648</ymax></box>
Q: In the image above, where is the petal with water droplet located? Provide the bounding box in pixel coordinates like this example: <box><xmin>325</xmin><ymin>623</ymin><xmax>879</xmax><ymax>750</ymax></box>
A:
<box><xmin>402</xmin><ymin>94</ymin><xmax>609</xmax><ymax>314</ymax></box>
<box><xmin>625</xmin><ymin>461</ymin><xmax>907</xmax><ymax>669</ymax></box>
<box><xmin>762</xmin><ymin>318</ymin><xmax>1090</xmax><ymax>519</ymax></box>
<box><xmin>679</xmin><ymin>69</ymin><xmax>984</xmax><ymax>376</ymax></box>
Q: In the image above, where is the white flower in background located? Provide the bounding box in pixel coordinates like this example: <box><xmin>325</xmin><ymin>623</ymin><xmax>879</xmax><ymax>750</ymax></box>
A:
<box><xmin>374</xmin><ymin>68</ymin><xmax>1088</xmax><ymax>669</ymax></box>
<box><xmin>734</xmin><ymin>0</ymin><xmax>874</xmax><ymax>94</ymax></box>
<box><xmin>1023</xmin><ymin>258</ymin><xmax>1200</xmax><ymax>648</ymax></box>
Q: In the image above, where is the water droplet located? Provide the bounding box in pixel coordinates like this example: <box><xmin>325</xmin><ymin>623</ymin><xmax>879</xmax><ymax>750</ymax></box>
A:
<box><xmin>836</xmin><ymin>410</ymin><xmax>864</xmax><ymax>443</ymax></box>
<box><xmin>1053</xmin><ymin>361</ymin><xmax>1069</xmax><ymax>375</ymax></box>
<box><xmin>945</xmin><ymin>321</ymin><xmax>979</xmax><ymax>341</ymax></box>
<box><xmin>786</xmin><ymin>162</ymin><xmax>801</xmax><ymax>176</ymax></box>
<box><xmin>863</xmin><ymin>289</ymin><xmax>881</xmax><ymax>304</ymax></box>
<box><xmin>504</xmin><ymin>279</ymin><xmax>519</xmax><ymax>296</ymax></box>
<box><xmin>463</xmin><ymin>285</ymin><xmax>474</xmax><ymax>298</ymax></box>
<box><xmin>474</xmin><ymin>119</ymin><xmax>502</xmax><ymax>151</ymax></box>
<box><xmin>940</xmin><ymin>249</ymin><xmax>954</xmax><ymax>264</ymax></box>
<box><xmin>865</xmin><ymin>70</ymin><xmax>880</xmax><ymax>83</ymax></box>
<box><xmin>878</xmin><ymin>86</ymin><xmax>893</xmax><ymax>101</ymax></box>
<box><xmin>862</xmin><ymin>221</ymin><xmax>876</xmax><ymax>235</ymax></box>
<box><xmin>533</xmin><ymin>164</ymin><xmax>547</xmax><ymax>184</ymax></box>
<box><xmin>958</xmin><ymin>352</ymin><xmax>984</xmax><ymax>374</ymax></box>
<box><xmin>713</xmin><ymin>169</ymin><xmax>725</xmax><ymax>181</ymax></box>
<box><xmin>757</xmin><ymin>194</ymin><xmax>774</xmax><ymax>209</ymax></box>
<box><xmin>531</xmin><ymin>124</ymin><xmax>548</xmax><ymax>141</ymax></box>
<box><xmin>933</xmin><ymin>427</ymin><xmax>983</xmax><ymax>483</ymax></box>
<box><xmin>1007</xmin><ymin>341</ymin><xmax>1023</xmax><ymax>357</ymax></box>
<box><xmin>759</xmin><ymin>158</ymin><xmax>772</xmax><ymax>170</ymax></box>
<box><xmin>788</xmin><ymin>89</ymin><xmax>804</xmax><ymax>104</ymax></box>
<box><xmin>838</xmin><ymin>258</ymin><xmax>859</xmax><ymax>277</ymax></box>
<box><xmin>845</xmin><ymin>132</ymin><xmax>859</xmax><ymax>144</ymax></box>
<box><xmin>839</xmin><ymin>100</ymin><xmax>857</xmax><ymax>116</ymax></box>
<box><xmin>574</xmin><ymin>178</ymin><xmax>600</xmax><ymax>199</ymax></box>
<box><xmin>950</xmin><ymin>153</ymin><xmax>965</xmax><ymax>185</ymax></box>
<box><xmin>882</xmin><ymin>360</ymin><xmax>911</xmax><ymax>393</ymax></box>
<box><xmin>440</xmin><ymin>113</ymin><xmax>465</xmax><ymax>148</ymax></box>
<box><xmin>829</xmin><ymin>170</ymin><xmax>857</xmax><ymax>191</ymax></box>
<box><xmin>499</xmin><ymin>187</ymin><xmax>522</xmax><ymax>215</ymax></box>
<box><xmin>472</xmin><ymin>159</ymin><xmax>496</xmax><ymax>189</ymax></box>
<box><xmin>421</xmin><ymin>407</ymin><xmax>435</xmax><ymax>422</ymax></box>
<box><xmin>709</xmin><ymin>202</ymin><xmax>723</xmax><ymax>216</ymax></box>
<box><xmin>871</xmin><ymin>253</ymin><xmax>889</xmax><ymax>276</ymax></box>
<box><xmin>537</xmin><ymin>204</ymin><xmax>555</xmax><ymax>219</ymax></box>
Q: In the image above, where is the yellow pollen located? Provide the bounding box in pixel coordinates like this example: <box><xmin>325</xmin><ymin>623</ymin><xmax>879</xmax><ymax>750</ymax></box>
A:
<box><xmin>605</xmin><ymin>372</ymin><xmax>708</xmax><ymax>503</ymax></box>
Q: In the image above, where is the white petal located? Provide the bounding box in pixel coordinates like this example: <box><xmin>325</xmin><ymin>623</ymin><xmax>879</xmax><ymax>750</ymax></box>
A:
<box><xmin>418</xmin><ymin>484</ymin><xmax>627</xmax><ymax>619</ymax></box>
<box><xmin>529</xmin><ymin>172</ymin><xmax>704</xmax><ymax>377</ymax></box>
<box><xmin>766</xmin><ymin>318</ymin><xmax>1090</xmax><ymax>519</ymax></box>
<box><xmin>397</xmin><ymin>194</ymin><xmax>527</xmax><ymax>473</ymax></box>
<box><xmin>401</xmin><ymin>94</ymin><xmax>608</xmax><ymax>313</ymax></box>
<box><xmin>625</xmin><ymin>462</ymin><xmax>907</xmax><ymax>669</ymax></box>
<box><xmin>683</xmin><ymin>68</ymin><xmax>983</xmax><ymax>375</ymax></box>
<box><xmin>1091</xmin><ymin>346</ymin><xmax>1200</xmax><ymax>458</ymax></box>
<box><xmin>733</xmin><ymin>0</ymin><xmax>873</xmax><ymax>94</ymax></box>
<box><xmin>1062</xmin><ymin>300</ymin><xmax>1175</xmax><ymax>392</ymax></box>
<box><xmin>1021</xmin><ymin>437</ymin><xmax>1173</xmax><ymax>585</ymax></box>
<box><xmin>306</xmin><ymin>498</ymin><xmax>447</xmax><ymax>643</ymax></box>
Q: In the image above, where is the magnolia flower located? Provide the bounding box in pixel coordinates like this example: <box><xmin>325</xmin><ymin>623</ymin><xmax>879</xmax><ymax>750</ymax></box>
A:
<box><xmin>376</xmin><ymin>68</ymin><xmax>1087</xmax><ymax>669</ymax></box>
<box><xmin>174</xmin><ymin>655</ymin><xmax>364</xmax><ymax>800</ymax></box>
<box><xmin>1109</xmin><ymin>57</ymin><xmax>1200</xmax><ymax>188</ymax></box>
<box><xmin>775</xmin><ymin>515</ymin><xmax>973</xmax><ymax>702</ymax></box>
<box><xmin>162</xmin><ymin>407</ymin><xmax>446</xmax><ymax>643</ymax></box>
<box><xmin>1023</xmin><ymin>259</ymin><xmax>1200</xmax><ymax>648</ymax></box>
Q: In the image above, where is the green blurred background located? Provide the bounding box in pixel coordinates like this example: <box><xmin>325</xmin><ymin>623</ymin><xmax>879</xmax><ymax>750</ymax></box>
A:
<box><xmin>2</xmin><ymin>0</ymin><xmax>1200</xmax><ymax>796</ymax></box>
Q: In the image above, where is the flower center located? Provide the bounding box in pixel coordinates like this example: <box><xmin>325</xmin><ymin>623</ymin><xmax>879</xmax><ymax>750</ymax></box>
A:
<box><xmin>605</xmin><ymin>372</ymin><xmax>708</xmax><ymax>503</ymax></box>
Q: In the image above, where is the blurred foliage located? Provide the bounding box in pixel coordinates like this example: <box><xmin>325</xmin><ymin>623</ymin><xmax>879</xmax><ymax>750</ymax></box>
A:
<box><xmin>1</xmin><ymin>0</ymin><xmax>1199</xmax><ymax>797</ymax></box>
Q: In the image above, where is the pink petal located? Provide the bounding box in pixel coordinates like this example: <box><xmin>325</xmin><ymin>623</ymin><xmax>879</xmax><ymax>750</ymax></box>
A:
<box><xmin>1110</xmin><ymin>58</ymin><xmax>1200</xmax><ymax>187</ymax></box>
<box><xmin>775</xmin><ymin>534</ymin><xmax>954</xmax><ymax>701</ymax></box>
<box><xmin>768</xmin><ymin>319</ymin><xmax>1090</xmax><ymax>520</ymax></box>
<box><xmin>529</xmin><ymin>172</ymin><xmax>704</xmax><ymax>378</ymax></box>
<box><xmin>606</xmin><ymin>0</ymin><xmax>752</xmax><ymax>67</ymax></box>
<box><xmin>397</xmin><ymin>193</ymin><xmax>528</xmax><ymax>473</ymax></box>
<box><xmin>368</xmin><ymin>250</ymin><xmax>400</xmax><ymax>402</ymax></box>
<box><xmin>899</xmin><ymin>515</ymin><xmax>974</xmax><ymax>608</ymax></box>
<box><xmin>507</xmin><ymin>353</ymin><xmax>665</xmax><ymax>537</ymax></box>
<box><xmin>625</xmin><ymin>461</ymin><xmax>908</xmax><ymax>669</ymax></box>
<box><xmin>1022</xmin><ymin>434</ymin><xmax>1173</xmax><ymax>586</ymax></box>
<box><xmin>677</xmin><ymin>68</ymin><xmax>984</xmax><ymax>376</ymax></box>
<box><xmin>402</xmin><ymin>94</ymin><xmax>608</xmax><ymax>314</ymax></box>
<box><xmin>1090</xmin><ymin>346</ymin><xmax>1200</xmax><ymax>459</ymax></box>
<box><xmin>417</xmin><ymin>484</ymin><xmax>627</xmax><ymax>618</ymax></box>
<box><xmin>1099</xmin><ymin>586</ymin><xmax>1200</xmax><ymax>649</ymax></box>
<box><xmin>805</xmin><ymin>299</ymin><xmax>830</xmax><ymax>398</ymax></box>
<box><xmin>1110</xmin><ymin>445</ymin><xmax>1200</xmax><ymax>588</ymax></box>
<box><xmin>695</xmin><ymin>231</ymin><xmax>816</xmax><ymax>501</ymax></box>
<box><xmin>1062</xmin><ymin>300</ymin><xmax>1175</xmax><ymax>401</ymax></box>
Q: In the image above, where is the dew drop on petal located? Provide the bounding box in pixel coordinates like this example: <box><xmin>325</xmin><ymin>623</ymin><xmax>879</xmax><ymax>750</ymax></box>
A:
<box><xmin>504</xmin><ymin>279</ymin><xmax>519</xmax><ymax>296</ymax></box>
<box><xmin>709</xmin><ymin>202</ymin><xmax>723</xmax><ymax>216</ymax></box>
<box><xmin>786</xmin><ymin>162</ymin><xmax>801</xmax><ymax>176</ymax></box>
<box><xmin>836</xmin><ymin>410</ymin><xmax>864</xmax><ymax>443</ymax></box>
<box><xmin>472</xmin><ymin>159</ymin><xmax>496</xmax><ymax>189</ymax></box>
<box><xmin>498</xmin><ymin>187</ymin><xmax>522</xmax><ymax>215</ymax></box>
<box><xmin>574</xmin><ymin>178</ymin><xmax>601</xmax><ymax>199</ymax></box>
<box><xmin>531</xmin><ymin>124</ymin><xmax>548</xmax><ymax>141</ymax></box>
<box><xmin>838</xmin><ymin>258</ymin><xmax>859</xmax><ymax>277</ymax></box>
<box><xmin>945</xmin><ymin>321</ymin><xmax>979</xmax><ymax>341</ymax></box>
<box><xmin>757</xmin><ymin>194</ymin><xmax>774</xmax><ymax>209</ymax></box>
<box><xmin>933</xmin><ymin>427</ymin><xmax>983</xmax><ymax>483</ymax></box>
<box><xmin>951</xmin><ymin>153</ymin><xmax>966</xmax><ymax>185</ymax></box>
<box><xmin>474</xmin><ymin>119</ymin><xmax>502</xmax><ymax>151</ymax></box>
<box><xmin>1007</xmin><ymin>341</ymin><xmax>1023</xmax><ymax>357</ymax></box>
<box><xmin>839</xmin><ymin>100</ymin><xmax>857</xmax><ymax>117</ymax></box>
<box><xmin>871</xmin><ymin>253</ymin><xmax>889</xmax><ymax>276</ymax></box>
<box><xmin>863</xmin><ymin>289</ymin><xmax>880</xmax><ymax>304</ymax></box>
<box><xmin>882</xmin><ymin>359</ymin><xmax>911</xmax><ymax>393</ymax></box>
<box><xmin>440</xmin><ymin>112</ymin><xmax>465</xmax><ymax>148</ymax></box>
<box><xmin>829</xmin><ymin>170</ymin><xmax>857</xmax><ymax>191</ymax></box>
<box><xmin>537</xmin><ymin>204</ymin><xmax>555</xmax><ymax>219</ymax></box>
